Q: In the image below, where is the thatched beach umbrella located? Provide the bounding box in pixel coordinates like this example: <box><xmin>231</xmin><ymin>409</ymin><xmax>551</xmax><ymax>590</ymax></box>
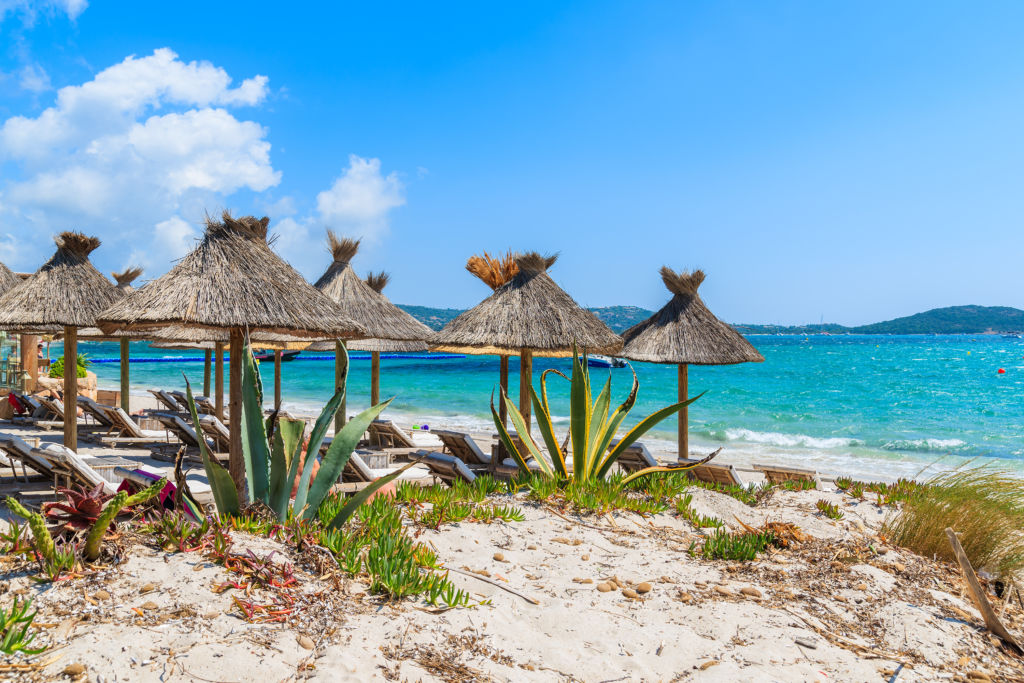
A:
<box><xmin>432</xmin><ymin>252</ymin><xmax>622</xmax><ymax>434</ymax></box>
<box><xmin>112</xmin><ymin>267</ymin><xmax>142</xmax><ymax>412</ymax></box>
<box><xmin>312</xmin><ymin>233</ymin><xmax>432</xmax><ymax>431</ymax></box>
<box><xmin>464</xmin><ymin>252</ymin><xmax>518</xmax><ymax>427</ymax></box>
<box><xmin>0</xmin><ymin>261</ymin><xmax>20</xmax><ymax>290</ymax></box>
<box><xmin>0</xmin><ymin>261</ymin><xmax>33</xmax><ymax>392</ymax></box>
<box><xmin>620</xmin><ymin>268</ymin><xmax>764</xmax><ymax>459</ymax></box>
<box><xmin>98</xmin><ymin>212</ymin><xmax>364</xmax><ymax>492</ymax></box>
<box><xmin>311</xmin><ymin>271</ymin><xmax>430</xmax><ymax>409</ymax></box>
<box><xmin>0</xmin><ymin>233</ymin><xmax>123</xmax><ymax>450</ymax></box>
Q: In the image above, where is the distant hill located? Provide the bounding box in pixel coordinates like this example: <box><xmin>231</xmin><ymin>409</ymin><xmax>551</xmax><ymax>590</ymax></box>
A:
<box><xmin>588</xmin><ymin>306</ymin><xmax>654</xmax><ymax>333</ymax></box>
<box><xmin>400</xmin><ymin>303</ymin><xmax>1024</xmax><ymax>335</ymax></box>
<box><xmin>397</xmin><ymin>305</ymin><xmax>463</xmax><ymax>331</ymax></box>
<box><xmin>399</xmin><ymin>304</ymin><xmax>654</xmax><ymax>333</ymax></box>
<box><xmin>850</xmin><ymin>306</ymin><xmax>1024</xmax><ymax>334</ymax></box>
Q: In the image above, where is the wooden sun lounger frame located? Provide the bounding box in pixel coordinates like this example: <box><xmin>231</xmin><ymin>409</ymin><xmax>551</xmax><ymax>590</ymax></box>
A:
<box><xmin>366</xmin><ymin>420</ymin><xmax>416</xmax><ymax>449</ymax></box>
<box><xmin>752</xmin><ymin>463</ymin><xmax>821</xmax><ymax>486</ymax></box>
<box><xmin>413</xmin><ymin>450</ymin><xmax>478</xmax><ymax>486</ymax></box>
<box><xmin>680</xmin><ymin>457</ymin><xmax>745</xmax><ymax>486</ymax></box>
<box><xmin>432</xmin><ymin>429</ymin><xmax>491</xmax><ymax>466</ymax></box>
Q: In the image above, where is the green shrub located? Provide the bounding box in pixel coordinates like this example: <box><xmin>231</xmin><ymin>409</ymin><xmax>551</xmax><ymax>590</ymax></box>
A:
<box><xmin>48</xmin><ymin>353</ymin><xmax>89</xmax><ymax>379</ymax></box>
<box><xmin>883</xmin><ymin>467</ymin><xmax>1024</xmax><ymax>581</ymax></box>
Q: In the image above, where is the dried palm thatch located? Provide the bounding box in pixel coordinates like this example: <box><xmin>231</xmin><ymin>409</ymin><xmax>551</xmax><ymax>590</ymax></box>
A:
<box><xmin>312</xmin><ymin>231</ymin><xmax>432</xmax><ymax>342</ymax></box>
<box><xmin>309</xmin><ymin>271</ymin><xmax>429</xmax><ymax>353</ymax></box>
<box><xmin>97</xmin><ymin>212</ymin><xmax>364</xmax><ymax>339</ymax></box>
<box><xmin>431</xmin><ymin>252</ymin><xmax>622</xmax><ymax>357</ymax></box>
<box><xmin>620</xmin><ymin>267</ymin><xmax>763</xmax><ymax>365</ymax></box>
<box><xmin>465</xmin><ymin>251</ymin><xmax>519</xmax><ymax>291</ymax></box>
<box><xmin>0</xmin><ymin>232</ymin><xmax>122</xmax><ymax>332</ymax></box>
<box><xmin>146</xmin><ymin>326</ymin><xmax>314</xmax><ymax>350</ymax></box>
<box><xmin>112</xmin><ymin>266</ymin><xmax>143</xmax><ymax>292</ymax></box>
<box><xmin>0</xmin><ymin>260</ymin><xmax>20</xmax><ymax>291</ymax></box>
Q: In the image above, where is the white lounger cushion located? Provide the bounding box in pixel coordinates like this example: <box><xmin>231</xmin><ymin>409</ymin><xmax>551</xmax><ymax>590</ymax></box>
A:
<box><xmin>37</xmin><ymin>443</ymin><xmax>117</xmax><ymax>495</ymax></box>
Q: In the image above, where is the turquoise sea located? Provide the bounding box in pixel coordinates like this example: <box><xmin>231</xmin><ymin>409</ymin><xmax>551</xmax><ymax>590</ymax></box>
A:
<box><xmin>72</xmin><ymin>334</ymin><xmax>1024</xmax><ymax>481</ymax></box>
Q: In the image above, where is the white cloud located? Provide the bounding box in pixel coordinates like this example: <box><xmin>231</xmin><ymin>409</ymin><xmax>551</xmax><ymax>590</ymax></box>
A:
<box><xmin>0</xmin><ymin>0</ymin><xmax>86</xmax><ymax>24</ymax></box>
<box><xmin>316</xmin><ymin>154</ymin><xmax>405</xmax><ymax>241</ymax></box>
<box><xmin>18</xmin><ymin>63</ymin><xmax>50</xmax><ymax>92</ymax></box>
<box><xmin>0</xmin><ymin>48</ymin><xmax>279</xmax><ymax>272</ymax></box>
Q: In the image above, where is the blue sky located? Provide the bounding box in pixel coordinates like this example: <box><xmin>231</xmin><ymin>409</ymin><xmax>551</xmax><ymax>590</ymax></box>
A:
<box><xmin>2</xmin><ymin>1</ymin><xmax>1024</xmax><ymax>326</ymax></box>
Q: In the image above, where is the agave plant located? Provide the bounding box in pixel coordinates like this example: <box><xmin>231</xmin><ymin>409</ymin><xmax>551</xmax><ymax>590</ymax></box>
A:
<box><xmin>186</xmin><ymin>333</ymin><xmax>416</xmax><ymax>526</ymax></box>
<box><xmin>41</xmin><ymin>483</ymin><xmax>113</xmax><ymax>532</ymax></box>
<box><xmin>492</xmin><ymin>347</ymin><xmax>714</xmax><ymax>484</ymax></box>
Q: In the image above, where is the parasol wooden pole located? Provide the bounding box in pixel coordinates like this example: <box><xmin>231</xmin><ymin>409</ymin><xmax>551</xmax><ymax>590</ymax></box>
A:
<box><xmin>499</xmin><ymin>355</ymin><xmax>509</xmax><ymax>427</ymax></box>
<box><xmin>20</xmin><ymin>334</ymin><xmax>37</xmax><ymax>393</ymax></box>
<box><xmin>334</xmin><ymin>340</ymin><xmax>348</xmax><ymax>433</ymax></box>
<box><xmin>370</xmin><ymin>351</ymin><xmax>380</xmax><ymax>406</ymax></box>
<box><xmin>63</xmin><ymin>326</ymin><xmax>78</xmax><ymax>452</ymax></box>
<box><xmin>274</xmin><ymin>350</ymin><xmax>282</xmax><ymax>412</ymax></box>
<box><xmin>228</xmin><ymin>329</ymin><xmax>244</xmax><ymax>494</ymax></box>
<box><xmin>519</xmin><ymin>350</ymin><xmax>532</xmax><ymax>436</ymax></box>
<box><xmin>678</xmin><ymin>363</ymin><xmax>688</xmax><ymax>460</ymax></box>
<box><xmin>203</xmin><ymin>350</ymin><xmax>212</xmax><ymax>397</ymax></box>
<box><xmin>214</xmin><ymin>343</ymin><xmax>225</xmax><ymax>421</ymax></box>
<box><xmin>119</xmin><ymin>338</ymin><xmax>130</xmax><ymax>412</ymax></box>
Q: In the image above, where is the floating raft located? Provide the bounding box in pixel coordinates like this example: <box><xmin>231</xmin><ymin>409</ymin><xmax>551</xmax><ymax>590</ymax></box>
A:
<box><xmin>90</xmin><ymin>354</ymin><xmax>465</xmax><ymax>364</ymax></box>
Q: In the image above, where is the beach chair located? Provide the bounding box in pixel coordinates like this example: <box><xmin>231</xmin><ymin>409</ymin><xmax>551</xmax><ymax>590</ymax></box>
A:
<box><xmin>8</xmin><ymin>392</ymin><xmax>48</xmax><ymax>419</ymax></box>
<box><xmin>610</xmin><ymin>439</ymin><xmax>658</xmax><ymax>474</ymax></box>
<box><xmin>753</xmin><ymin>463</ymin><xmax>821</xmax><ymax>487</ymax></box>
<box><xmin>680</xmin><ymin>457</ymin><xmax>745</xmax><ymax>486</ymax></box>
<box><xmin>366</xmin><ymin>420</ymin><xmax>417</xmax><ymax>449</ymax></box>
<box><xmin>168</xmin><ymin>390</ymin><xmax>216</xmax><ymax>415</ymax></box>
<box><xmin>198</xmin><ymin>415</ymin><xmax>231</xmax><ymax>453</ymax></box>
<box><xmin>0</xmin><ymin>434</ymin><xmax>56</xmax><ymax>479</ymax></box>
<box><xmin>151</xmin><ymin>412</ymin><xmax>216</xmax><ymax>453</ymax></box>
<box><xmin>432</xmin><ymin>429</ymin><xmax>491</xmax><ymax>466</ymax></box>
<box><xmin>414</xmin><ymin>451</ymin><xmax>477</xmax><ymax>486</ymax></box>
<box><xmin>76</xmin><ymin>395</ymin><xmax>116</xmax><ymax>429</ymax></box>
<box><xmin>32</xmin><ymin>443</ymin><xmax>120</xmax><ymax>495</ymax></box>
<box><xmin>93</xmin><ymin>405</ymin><xmax>169</xmax><ymax>446</ymax></box>
<box><xmin>148</xmin><ymin>389</ymin><xmax>182</xmax><ymax>413</ymax></box>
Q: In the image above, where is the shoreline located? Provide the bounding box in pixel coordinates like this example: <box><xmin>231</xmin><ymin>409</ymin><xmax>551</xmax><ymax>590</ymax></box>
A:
<box><xmin>106</xmin><ymin>382</ymin><xmax>1019</xmax><ymax>484</ymax></box>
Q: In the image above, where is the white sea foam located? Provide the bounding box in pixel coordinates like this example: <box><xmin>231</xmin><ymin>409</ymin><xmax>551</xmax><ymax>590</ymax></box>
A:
<box><xmin>881</xmin><ymin>438</ymin><xmax>967</xmax><ymax>453</ymax></box>
<box><xmin>718</xmin><ymin>428</ymin><xmax>862</xmax><ymax>450</ymax></box>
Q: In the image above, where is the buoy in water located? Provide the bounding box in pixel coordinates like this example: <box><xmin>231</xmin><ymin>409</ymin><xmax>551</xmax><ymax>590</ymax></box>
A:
<box><xmin>998</xmin><ymin>368</ymin><xmax>1006</xmax><ymax>374</ymax></box>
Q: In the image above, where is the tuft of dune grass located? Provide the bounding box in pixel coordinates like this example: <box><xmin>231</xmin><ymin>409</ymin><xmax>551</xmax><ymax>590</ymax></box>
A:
<box><xmin>883</xmin><ymin>467</ymin><xmax>1024</xmax><ymax>581</ymax></box>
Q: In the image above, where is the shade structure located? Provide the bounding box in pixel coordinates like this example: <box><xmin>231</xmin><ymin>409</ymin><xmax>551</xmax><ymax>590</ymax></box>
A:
<box><xmin>432</xmin><ymin>252</ymin><xmax>622</xmax><ymax>433</ymax></box>
<box><xmin>113</xmin><ymin>267</ymin><xmax>142</xmax><ymax>412</ymax></box>
<box><xmin>0</xmin><ymin>232</ymin><xmax>123</xmax><ymax>451</ymax></box>
<box><xmin>98</xmin><ymin>211</ymin><xmax>365</xmax><ymax>493</ymax></box>
<box><xmin>0</xmin><ymin>261</ymin><xmax>20</xmax><ymax>290</ymax></box>
<box><xmin>620</xmin><ymin>267</ymin><xmax>764</xmax><ymax>459</ymax></box>
<box><xmin>311</xmin><ymin>233</ymin><xmax>432</xmax><ymax>431</ymax></box>
<box><xmin>310</xmin><ymin>270</ymin><xmax>430</xmax><ymax>408</ymax></box>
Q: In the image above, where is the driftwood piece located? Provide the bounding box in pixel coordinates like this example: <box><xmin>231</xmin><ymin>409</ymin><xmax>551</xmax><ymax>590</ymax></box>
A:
<box><xmin>945</xmin><ymin>527</ymin><xmax>1024</xmax><ymax>655</ymax></box>
<box><xmin>442</xmin><ymin>565</ymin><xmax>541</xmax><ymax>605</ymax></box>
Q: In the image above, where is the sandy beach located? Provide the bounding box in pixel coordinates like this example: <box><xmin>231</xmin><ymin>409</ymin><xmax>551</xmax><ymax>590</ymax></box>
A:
<box><xmin>0</xmin><ymin>413</ymin><xmax>1021</xmax><ymax>682</ymax></box>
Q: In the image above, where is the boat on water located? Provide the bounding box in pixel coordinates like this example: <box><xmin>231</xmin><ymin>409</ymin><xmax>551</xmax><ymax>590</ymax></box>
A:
<box><xmin>587</xmin><ymin>355</ymin><xmax>627</xmax><ymax>369</ymax></box>
<box><xmin>253</xmin><ymin>350</ymin><xmax>302</xmax><ymax>362</ymax></box>
<box><xmin>1002</xmin><ymin>333</ymin><xmax>1022</xmax><ymax>339</ymax></box>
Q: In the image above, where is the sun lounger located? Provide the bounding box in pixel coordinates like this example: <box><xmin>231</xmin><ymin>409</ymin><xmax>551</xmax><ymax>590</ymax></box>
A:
<box><xmin>31</xmin><ymin>443</ymin><xmax>120</xmax><ymax>495</ymax></box>
<box><xmin>753</xmin><ymin>463</ymin><xmax>821</xmax><ymax>486</ymax></box>
<box><xmin>76</xmin><ymin>395</ymin><xmax>116</xmax><ymax>429</ymax></box>
<box><xmin>432</xmin><ymin>429</ymin><xmax>492</xmax><ymax>466</ymax></box>
<box><xmin>680</xmin><ymin>457</ymin><xmax>744</xmax><ymax>486</ymax></box>
<box><xmin>610</xmin><ymin>439</ymin><xmax>658</xmax><ymax>474</ymax></box>
<box><xmin>148</xmin><ymin>389</ymin><xmax>182</xmax><ymax>413</ymax></box>
<box><xmin>8</xmin><ymin>392</ymin><xmax>48</xmax><ymax>419</ymax></box>
<box><xmin>90</xmin><ymin>405</ymin><xmax>169</xmax><ymax>446</ymax></box>
<box><xmin>0</xmin><ymin>434</ymin><xmax>56</xmax><ymax>479</ymax></box>
<box><xmin>151</xmin><ymin>412</ymin><xmax>214</xmax><ymax>451</ymax></box>
<box><xmin>198</xmin><ymin>415</ymin><xmax>231</xmax><ymax>453</ymax></box>
<box><xmin>414</xmin><ymin>451</ymin><xmax>477</xmax><ymax>486</ymax></box>
<box><xmin>366</xmin><ymin>419</ymin><xmax>416</xmax><ymax>449</ymax></box>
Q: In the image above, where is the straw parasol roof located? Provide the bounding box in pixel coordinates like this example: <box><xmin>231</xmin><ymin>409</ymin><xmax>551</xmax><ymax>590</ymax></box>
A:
<box><xmin>0</xmin><ymin>232</ymin><xmax>123</xmax><ymax>333</ymax></box>
<box><xmin>0</xmin><ymin>261</ymin><xmax>20</xmax><ymax>291</ymax></box>
<box><xmin>431</xmin><ymin>252</ymin><xmax>622</xmax><ymax>357</ymax></box>
<box><xmin>112</xmin><ymin>266</ymin><xmax>143</xmax><ymax>293</ymax></box>
<box><xmin>311</xmin><ymin>270</ymin><xmax>429</xmax><ymax>353</ymax></box>
<box><xmin>620</xmin><ymin>268</ymin><xmax>763</xmax><ymax>365</ymax></box>
<box><xmin>312</xmin><ymin>232</ymin><xmax>431</xmax><ymax>342</ymax></box>
<box><xmin>97</xmin><ymin>212</ymin><xmax>365</xmax><ymax>339</ymax></box>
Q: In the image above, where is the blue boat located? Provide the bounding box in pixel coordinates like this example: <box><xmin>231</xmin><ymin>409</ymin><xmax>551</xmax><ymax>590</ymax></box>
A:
<box><xmin>587</xmin><ymin>355</ymin><xmax>627</xmax><ymax>369</ymax></box>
